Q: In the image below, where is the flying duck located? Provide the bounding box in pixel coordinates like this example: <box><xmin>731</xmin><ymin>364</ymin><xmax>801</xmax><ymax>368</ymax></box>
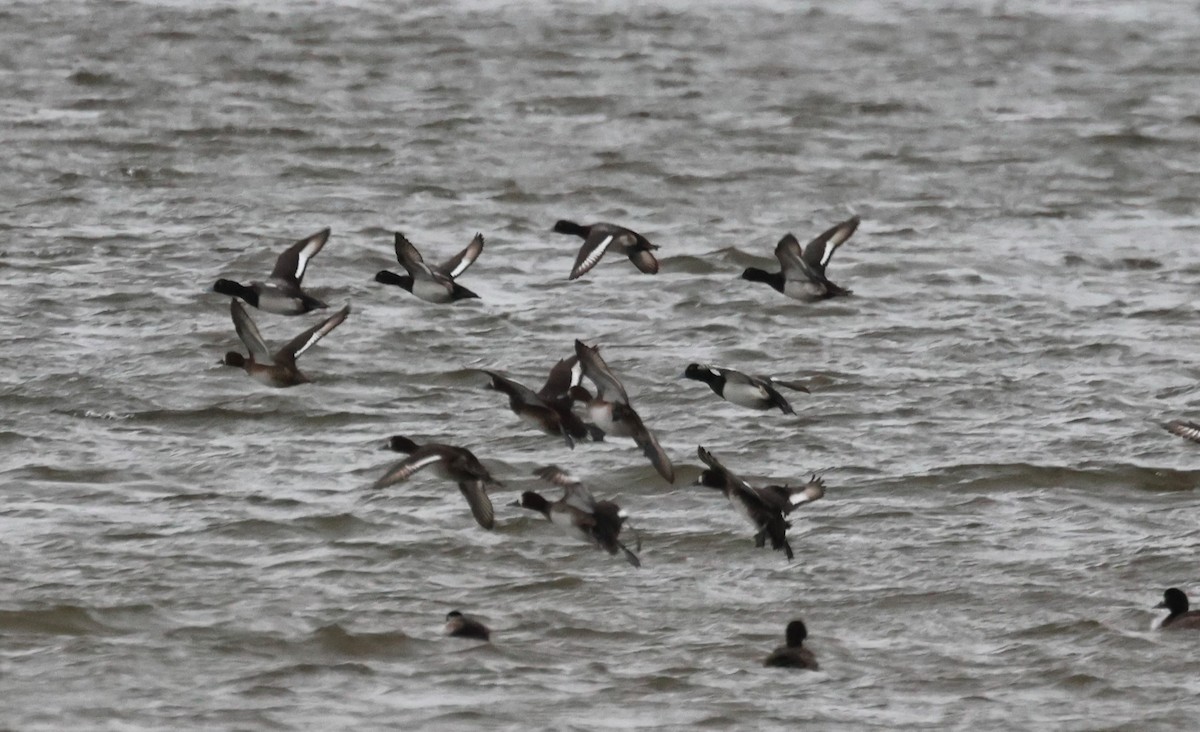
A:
<box><xmin>375</xmin><ymin>232</ymin><xmax>484</xmax><ymax>303</ymax></box>
<box><xmin>763</xmin><ymin>619</ymin><xmax>819</xmax><ymax>670</ymax></box>
<box><xmin>1156</xmin><ymin>588</ymin><xmax>1200</xmax><ymax>630</ymax></box>
<box><xmin>553</xmin><ymin>220</ymin><xmax>660</xmax><ymax>280</ymax></box>
<box><xmin>371</xmin><ymin>436</ymin><xmax>500</xmax><ymax>530</ymax></box>
<box><xmin>444</xmin><ymin>610</ymin><xmax>491</xmax><ymax>641</ymax></box>
<box><xmin>213</xmin><ymin>227</ymin><xmax>331</xmax><ymax>315</ymax></box>
<box><xmin>682</xmin><ymin>364</ymin><xmax>810</xmax><ymax>414</ymax></box>
<box><xmin>695</xmin><ymin>447</ymin><xmax>826</xmax><ymax>561</ymax></box>
<box><xmin>220</xmin><ymin>299</ymin><xmax>349</xmax><ymax>388</ymax></box>
<box><xmin>571</xmin><ymin>340</ymin><xmax>674</xmax><ymax>483</ymax></box>
<box><xmin>515</xmin><ymin>465</ymin><xmax>641</xmax><ymax>567</ymax></box>
<box><xmin>477</xmin><ymin>364</ymin><xmax>602</xmax><ymax>448</ymax></box>
<box><xmin>742</xmin><ymin>216</ymin><xmax>859</xmax><ymax>301</ymax></box>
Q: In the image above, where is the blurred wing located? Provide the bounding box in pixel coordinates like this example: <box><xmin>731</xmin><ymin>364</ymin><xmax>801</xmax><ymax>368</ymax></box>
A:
<box><xmin>437</xmin><ymin>233</ymin><xmax>484</xmax><ymax>279</ymax></box>
<box><xmin>481</xmin><ymin>370</ymin><xmax>545</xmax><ymax>406</ymax></box>
<box><xmin>457</xmin><ymin>481</ymin><xmax>496</xmax><ymax>529</ymax></box>
<box><xmin>570</xmin><ymin>230</ymin><xmax>632</xmax><ymax>280</ymax></box>
<box><xmin>627</xmin><ymin>247</ymin><xmax>659</xmax><ymax>275</ymax></box>
<box><xmin>802</xmin><ymin>216</ymin><xmax>859</xmax><ymax>271</ymax></box>
<box><xmin>270</xmin><ymin>227</ymin><xmax>330</xmax><ymax>285</ymax></box>
<box><xmin>370</xmin><ymin>449</ymin><xmax>445</xmax><ymax>490</ymax></box>
<box><xmin>538</xmin><ymin>356</ymin><xmax>578</xmax><ymax>401</ymax></box>
<box><xmin>574</xmin><ymin>340</ymin><xmax>631</xmax><ymax>404</ymax></box>
<box><xmin>276</xmin><ymin>305</ymin><xmax>350</xmax><ymax>363</ymax></box>
<box><xmin>1164</xmin><ymin>420</ymin><xmax>1200</xmax><ymax>444</ymax></box>
<box><xmin>620</xmin><ymin>404</ymin><xmax>674</xmax><ymax>483</ymax></box>
<box><xmin>230</xmin><ymin>299</ymin><xmax>272</xmax><ymax>363</ymax></box>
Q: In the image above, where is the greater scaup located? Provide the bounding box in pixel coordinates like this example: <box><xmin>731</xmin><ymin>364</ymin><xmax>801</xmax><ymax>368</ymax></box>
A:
<box><xmin>682</xmin><ymin>364</ymin><xmax>810</xmax><ymax>414</ymax></box>
<box><xmin>515</xmin><ymin>465</ymin><xmax>641</xmax><ymax>567</ymax></box>
<box><xmin>375</xmin><ymin>232</ymin><xmax>484</xmax><ymax>303</ymax></box>
<box><xmin>695</xmin><ymin>446</ymin><xmax>823</xmax><ymax>561</ymax></box>
<box><xmin>1156</xmin><ymin>588</ymin><xmax>1200</xmax><ymax>630</ymax></box>
<box><xmin>444</xmin><ymin>610</ymin><xmax>491</xmax><ymax>641</ymax></box>
<box><xmin>477</xmin><ymin>364</ymin><xmax>601</xmax><ymax>448</ymax></box>
<box><xmin>220</xmin><ymin>299</ymin><xmax>349</xmax><ymax>388</ymax></box>
<box><xmin>213</xmin><ymin>227</ymin><xmax>331</xmax><ymax>315</ymax></box>
<box><xmin>572</xmin><ymin>340</ymin><xmax>674</xmax><ymax>483</ymax></box>
<box><xmin>763</xmin><ymin>619</ymin><xmax>818</xmax><ymax>670</ymax></box>
<box><xmin>742</xmin><ymin>216</ymin><xmax>859</xmax><ymax>301</ymax></box>
<box><xmin>372</xmin><ymin>436</ymin><xmax>500</xmax><ymax>530</ymax></box>
<box><xmin>553</xmin><ymin>220</ymin><xmax>659</xmax><ymax>280</ymax></box>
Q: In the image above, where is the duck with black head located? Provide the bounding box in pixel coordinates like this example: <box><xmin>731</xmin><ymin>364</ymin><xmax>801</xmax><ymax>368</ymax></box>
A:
<box><xmin>213</xmin><ymin>227</ymin><xmax>331</xmax><ymax>315</ymax></box>
<box><xmin>444</xmin><ymin>610</ymin><xmax>490</xmax><ymax>641</ymax></box>
<box><xmin>375</xmin><ymin>231</ymin><xmax>484</xmax><ymax>303</ymax></box>
<box><xmin>742</xmin><ymin>216</ymin><xmax>859</xmax><ymax>301</ymax></box>
<box><xmin>553</xmin><ymin>220</ymin><xmax>660</xmax><ymax>280</ymax></box>
<box><xmin>1155</xmin><ymin>588</ymin><xmax>1200</xmax><ymax>630</ymax></box>
<box><xmin>763</xmin><ymin>619</ymin><xmax>819</xmax><ymax>670</ymax></box>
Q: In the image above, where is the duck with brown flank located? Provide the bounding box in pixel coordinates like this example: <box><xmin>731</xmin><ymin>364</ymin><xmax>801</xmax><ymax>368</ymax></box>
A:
<box><xmin>553</xmin><ymin>220</ymin><xmax>660</xmax><ymax>280</ymax></box>
<box><xmin>220</xmin><ymin>299</ymin><xmax>350</xmax><ymax>388</ymax></box>
<box><xmin>371</xmin><ymin>436</ymin><xmax>500</xmax><ymax>530</ymax></box>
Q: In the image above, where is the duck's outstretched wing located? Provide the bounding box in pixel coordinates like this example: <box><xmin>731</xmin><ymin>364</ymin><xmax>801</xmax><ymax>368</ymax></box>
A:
<box><xmin>271</xmin><ymin>227</ymin><xmax>330</xmax><ymax>286</ymax></box>
<box><xmin>275</xmin><ymin>305</ymin><xmax>350</xmax><ymax>365</ymax></box>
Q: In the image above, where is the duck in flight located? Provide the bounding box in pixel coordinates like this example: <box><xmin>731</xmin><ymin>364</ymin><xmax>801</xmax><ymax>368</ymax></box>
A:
<box><xmin>553</xmin><ymin>220</ymin><xmax>660</xmax><ymax>280</ymax></box>
<box><xmin>695</xmin><ymin>446</ymin><xmax>825</xmax><ymax>561</ymax></box>
<box><xmin>220</xmin><ymin>299</ymin><xmax>349</xmax><ymax>388</ymax></box>
<box><xmin>213</xmin><ymin>227</ymin><xmax>331</xmax><ymax>315</ymax></box>
<box><xmin>683</xmin><ymin>364</ymin><xmax>810</xmax><ymax>414</ymax></box>
<box><xmin>571</xmin><ymin>340</ymin><xmax>674</xmax><ymax>483</ymax></box>
<box><xmin>375</xmin><ymin>232</ymin><xmax>484</xmax><ymax>303</ymax></box>
<box><xmin>742</xmin><ymin>216</ymin><xmax>859</xmax><ymax>301</ymax></box>
<box><xmin>477</xmin><ymin>359</ymin><xmax>603</xmax><ymax>448</ymax></box>
<box><xmin>371</xmin><ymin>436</ymin><xmax>500</xmax><ymax>530</ymax></box>
<box><xmin>515</xmin><ymin>465</ymin><xmax>641</xmax><ymax>567</ymax></box>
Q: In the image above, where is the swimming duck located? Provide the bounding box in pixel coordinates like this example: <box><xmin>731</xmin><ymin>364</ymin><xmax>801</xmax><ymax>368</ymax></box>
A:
<box><xmin>571</xmin><ymin>340</ymin><xmax>674</xmax><ymax>483</ymax></box>
<box><xmin>213</xmin><ymin>227</ymin><xmax>331</xmax><ymax>315</ymax></box>
<box><xmin>763</xmin><ymin>619</ymin><xmax>819</xmax><ymax>670</ymax></box>
<box><xmin>553</xmin><ymin>220</ymin><xmax>660</xmax><ymax>280</ymax></box>
<box><xmin>1163</xmin><ymin>420</ymin><xmax>1200</xmax><ymax>444</ymax></box>
<box><xmin>375</xmin><ymin>232</ymin><xmax>483</xmax><ymax>303</ymax></box>
<box><xmin>372</xmin><ymin>436</ymin><xmax>499</xmax><ymax>530</ymax></box>
<box><xmin>695</xmin><ymin>447</ymin><xmax>826</xmax><ymax>561</ymax></box>
<box><xmin>477</xmin><ymin>364</ymin><xmax>602</xmax><ymax>448</ymax></box>
<box><xmin>444</xmin><ymin>610</ymin><xmax>491</xmax><ymax>641</ymax></box>
<box><xmin>220</xmin><ymin>299</ymin><xmax>349</xmax><ymax>388</ymax></box>
<box><xmin>515</xmin><ymin>465</ymin><xmax>641</xmax><ymax>567</ymax></box>
<box><xmin>1156</xmin><ymin>588</ymin><xmax>1200</xmax><ymax>630</ymax></box>
<box><xmin>742</xmin><ymin>216</ymin><xmax>859</xmax><ymax>301</ymax></box>
<box><xmin>682</xmin><ymin>364</ymin><xmax>810</xmax><ymax>414</ymax></box>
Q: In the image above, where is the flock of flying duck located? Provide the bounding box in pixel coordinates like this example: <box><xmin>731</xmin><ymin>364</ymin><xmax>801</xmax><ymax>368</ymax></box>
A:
<box><xmin>210</xmin><ymin>215</ymin><xmax>1200</xmax><ymax>669</ymax></box>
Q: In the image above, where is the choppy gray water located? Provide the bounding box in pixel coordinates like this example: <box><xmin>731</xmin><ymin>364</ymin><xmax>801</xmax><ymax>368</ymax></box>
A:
<box><xmin>3</xmin><ymin>0</ymin><xmax>1200</xmax><ymax>729</ymax></box>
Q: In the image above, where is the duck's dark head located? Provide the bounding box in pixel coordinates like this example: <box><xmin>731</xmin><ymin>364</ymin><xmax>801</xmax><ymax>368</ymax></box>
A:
<box><xmin>683</xmin><ymin>363</ymin><xmax>721</xmax><ymax>384</ymax></box>
<box><xmin>514</xmin><ymin>491</ymin><xmax>551</xmax><ymax>516</ymax></box>
<box><xmin>222</xmin><ymin>352</ymin><xmax>246</xmax><ymax>368</ymax></box>
<box><xmin>785</xmin><ymin>619</ymin><xmax>808</xmax><ymax>647</ymax></box>
<box><xmin>1157</xmin><ymin>587</ymin><xmax>1189</xmax><ymax>615</ymax></box>
<box><xmin>386</xmin><ymin>435</ymin><xmax>420</xmax><ymax>453</ymax></box>
<box><xmin>553</xmin><ymin>220</ymin><xmax>588</xmax><ymax>238</ymax></box>
<box><xmin>567</xmin><ymin>385</ymin><xmax>594</xmax><ymax>404</ymax></box>
<box><xmin>445</xmin><ymin>610</ymin><xmax>464</xmax><ymax>622</ymax></box>
<box><xmin>694</xmin><ymin>469</ymin><xmax>727</xmax><ymax>491</ymax></box>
